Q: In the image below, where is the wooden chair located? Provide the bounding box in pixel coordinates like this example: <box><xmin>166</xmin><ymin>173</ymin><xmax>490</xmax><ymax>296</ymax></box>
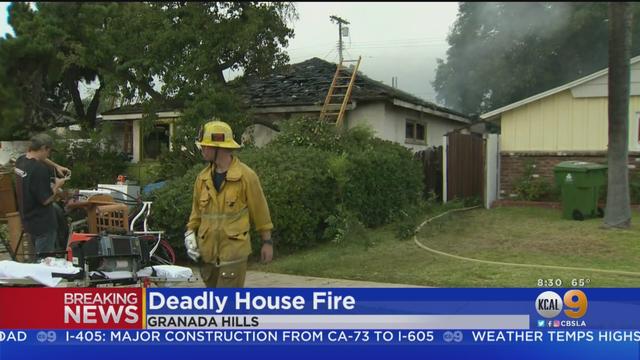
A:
<box><xmin>67</xmin><ymin>194</ymin><xmax>129</xmax><ymax>234</ymax></box>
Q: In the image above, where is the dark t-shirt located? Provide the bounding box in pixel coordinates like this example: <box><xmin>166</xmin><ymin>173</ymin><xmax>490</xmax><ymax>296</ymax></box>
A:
<box><xmin>14</xmin><ymin>155</ymin><xmax>56</xmax><ymax>236</ymax></box>
<box><xmin>213</xmin><ymin>170</ymin><xmax>227</xmax><ymax>193</ymax></box>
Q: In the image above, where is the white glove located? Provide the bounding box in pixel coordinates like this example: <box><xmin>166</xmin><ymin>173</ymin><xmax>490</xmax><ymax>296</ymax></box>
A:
<box><xmin>184</xmin><ymin>230</ymin><xmax>200</xmax><ymax>262</ymax></box>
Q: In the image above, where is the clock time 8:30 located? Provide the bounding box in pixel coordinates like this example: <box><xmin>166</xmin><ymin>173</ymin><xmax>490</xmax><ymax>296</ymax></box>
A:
<box><xmin>537</xmin><ymin>278</ymin><xmax>563</xmax><ymax>287</ymax></box>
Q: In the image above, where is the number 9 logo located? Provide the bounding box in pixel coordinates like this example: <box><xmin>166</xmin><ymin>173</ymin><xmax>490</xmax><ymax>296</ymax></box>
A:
<box><xmin>563</xmin><ymin>290</ymin><xmax>587</xmax><ymax>319</ymax></box>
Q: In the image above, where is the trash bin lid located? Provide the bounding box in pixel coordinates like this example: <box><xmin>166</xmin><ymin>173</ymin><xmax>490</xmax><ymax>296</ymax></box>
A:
<box><xmin>553</xmin><ymin>161</ymin><xmax>607</xmax><ymax>172</ymax></box>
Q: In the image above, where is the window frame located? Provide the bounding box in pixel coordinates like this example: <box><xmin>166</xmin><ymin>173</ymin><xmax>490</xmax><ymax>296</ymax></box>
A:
<box><xmin>142</xmin><ymin>123</ymin><xmax>171</xmax><ymax>160</ymax></box>
<box><xmin>405</xmin><ymin>119</ymin><xmax>427</xmax><ymax>145</ymax></box>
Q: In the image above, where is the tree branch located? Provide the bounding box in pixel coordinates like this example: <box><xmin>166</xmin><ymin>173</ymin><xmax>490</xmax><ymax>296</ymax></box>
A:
<box><xmin>85</xmin><ymin>75</ymin><xmax>104</xmax><ymax>128</ymax></box>
<box><xmin>33</xmin><ymin>101</ymin><xmax>78</xmax><ymax>126</ymax></box>
<box><xmin>65</xmin><ymin>76</ymin><xmax>86</xmax><ymax>120</ymax></box>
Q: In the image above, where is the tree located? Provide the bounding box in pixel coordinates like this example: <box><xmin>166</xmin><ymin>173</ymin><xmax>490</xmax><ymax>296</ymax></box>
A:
<box><xmin>433</xmin><ymin>2</ymin><xmax>640</xmax><ymax>116</ymax></box>
<box><xmin>604</xmin><ymin>3</ymin><xmax>632</xmax><ymax>228</ymax></box>
<box><xmin>0</xmin><ymin>3</ymin><xmax>130</xmax><ymax>135</ymax></box>
<box><xmin>0</xmin><ymin>2</ymin><xmax>297</xmax><ymax>138</ymax></box>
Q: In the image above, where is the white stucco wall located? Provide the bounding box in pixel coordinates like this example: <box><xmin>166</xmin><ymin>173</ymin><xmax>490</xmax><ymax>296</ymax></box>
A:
<box><xmin>243</xmin><ymin>124</ymin><xmax>279</xmax><ymax>148</ymax></box>
<box><xmin>345</xmin><ymin>102</ymin><xmax>389</xmax><ymax>137</ymax></box>
<box><xmin>132</xmin><ymin>120</ymin><xmax>141</xmax><ymax>163</ymax></box>
<box><xmin>348</xmin><ymin>103</ymin><xmax>464</xmax><ymax>152</ymax></box>
<box><xmin>244</xmin><ymin>102</ymin><xmax>466</xmax><ymax>152</ymax></box>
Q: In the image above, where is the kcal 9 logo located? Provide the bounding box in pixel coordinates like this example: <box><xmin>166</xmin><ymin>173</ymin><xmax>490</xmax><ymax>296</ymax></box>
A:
<box><xmin>535</xmin><ymin>290</ymin><xmax>588</xmax><ymax>319</ymax></box>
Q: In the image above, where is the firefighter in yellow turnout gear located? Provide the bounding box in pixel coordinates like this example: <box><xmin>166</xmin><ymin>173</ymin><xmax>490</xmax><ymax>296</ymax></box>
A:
<box><xmin>185</xmin><ymin>120</ymin><xmax>273</xmax><ymax>287</ymax></box>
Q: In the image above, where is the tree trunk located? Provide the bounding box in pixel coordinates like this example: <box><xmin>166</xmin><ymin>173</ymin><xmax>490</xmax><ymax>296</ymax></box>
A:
<box><xmin>84</xmin><ymin>77</ymin><xmax>104</xmax><ymax>130</ymax></box>
<box><xmin>604</xmin><ymin>2</ymin><xmax>632</xmax><ymax>228</ymax></box>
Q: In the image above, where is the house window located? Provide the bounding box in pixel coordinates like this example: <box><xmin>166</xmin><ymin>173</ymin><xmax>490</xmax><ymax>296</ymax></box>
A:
<box><xmin>143</xmin><ymin>124</ymin><xmax>170</xmax><ymax>160</ymax></box>
<box><xmin>416</xmin><ymin>123</ymin><xmax>425</xmax><ymax>141</ymax></box>
<box><xmin>405</xmin><ymin>120</ymin><xmax>426</xmax><ymax>144</ymax></box>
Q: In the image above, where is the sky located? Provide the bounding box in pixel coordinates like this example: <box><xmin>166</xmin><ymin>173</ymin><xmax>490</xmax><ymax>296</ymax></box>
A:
<box><xmin>0</xmin><ymin>2</ymin><xmax>460</xmax><ymax>103</ymax></box>
<box><xmin>281</xmin><ymin>2</ymin><xmax>459</xmax><ymax>102</ymax></box>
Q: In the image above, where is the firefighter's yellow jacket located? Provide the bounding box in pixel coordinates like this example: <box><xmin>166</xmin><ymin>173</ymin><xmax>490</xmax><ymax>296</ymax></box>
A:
<box><xmin>186</xmin><ymin>156</ymin><xmax>273</xmax><ymax>263</ymax></box>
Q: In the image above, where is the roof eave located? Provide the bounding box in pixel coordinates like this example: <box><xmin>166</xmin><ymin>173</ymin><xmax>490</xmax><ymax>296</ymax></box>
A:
<box><xmin>100</xmin><ymin>111</ymin><xmax>183</xmax><ymax>120</ymax></box>
<box><xmin>392</xmin><ymin>99</ymin><xmax>470</xmax><ymax>124</ymax></box>
<box><xmin>480</xmin><ymin>55</ymin><xmax>640</xmax><ymax>120</ymax></box>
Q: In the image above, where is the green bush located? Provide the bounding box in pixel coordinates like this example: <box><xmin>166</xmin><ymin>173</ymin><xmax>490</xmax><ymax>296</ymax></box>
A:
<box><xmin>629</xmin><ymin>172</ymin><xmax>640</xmax><ymax>204</ymax></box>
<box><xmin>125</xmin><ymin>161</ymin><xmax>163</xmax><ymax>186</ymax></box>
<box><xmin>146</xmin><ymin>164</ymin><xmax>205</xmax><ymax>258</ymax></box>
<box><xmin>149</xmin><ymin>145</ymin><xmax>339</xmax><ymax>258</ymax></box>
<box><xmin>339</xmin><ymin>139</ymin><xmax>424</xmax><ymax>227</ymax></box>
<box><xmin>154</xmin><ymin>88</ymin><xmax>251</xmax><ymax>181</ymax></box>
<box><xmin>271</xmin><ymin>115</ymin><xmax>375</xmax><ymax>153</ymax></box>
<box><xmin>147</xmin><ymin>116</ymin><xmax>425</xmax><ymax>257</ymax></box>
<box><xmin>239</xmin><ymin>144</ymin><xmax>339</xmax><ymax>253</ymax></box>
<box><xmin>51</xmin><ymin>129</ymin><xmax>129</xmax><ymax>189</ymax></box>
<box><xmin>514</xmin><ymin>160</ymin><xmax>554</xmax><ymax>201</ymax></box>
<box><xmin>275</xmin><ymin>116</ymin><xmax>424</xmax><ymax>227</ymax></box>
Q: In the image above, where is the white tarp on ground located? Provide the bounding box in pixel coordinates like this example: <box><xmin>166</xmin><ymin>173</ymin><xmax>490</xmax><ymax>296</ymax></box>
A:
<box><xmin>91</xmin><ymin>265</ymin><xmax>193</xmax><ymax>280</ymax></box>
<box><xmin>0</xmin><ymin>260</ymin><xmax>193</xmax><ymax>287</ymax></box>
<box><xmin>0</xmin><ymin>259</ymin><xmax>81</xmax><ymax>287</ymax></box>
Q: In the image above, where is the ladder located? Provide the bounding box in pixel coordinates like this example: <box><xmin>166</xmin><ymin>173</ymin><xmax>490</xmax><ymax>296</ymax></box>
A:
<box><xmin>319</xmin><ymin>56</ymin><xmax>362</xmax><ymax>128</ymax></box>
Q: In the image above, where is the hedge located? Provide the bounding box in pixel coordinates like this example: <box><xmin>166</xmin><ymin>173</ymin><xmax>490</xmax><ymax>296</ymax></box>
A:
<box><xmin>148</xmin><ymin>118</ymin><xmax>424</xmax><ymax>258</ymax></box>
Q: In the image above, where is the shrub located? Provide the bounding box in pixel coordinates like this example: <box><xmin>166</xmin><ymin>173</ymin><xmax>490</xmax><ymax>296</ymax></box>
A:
<box><xmin>148</xmin><ymin>116</ymin><xmax>425</xmax><ymax>258</ymax></box>
<box><xmin>149</xmin><ymin>145</ymin><xmax>339</xmax><ymax>258</ymax></box>
<box><xmin>50</xmin><ymin>129</ymin><xmax>129</xmax><ymax>189</ymax></box>
<box><xmin>271</xmin><ymin>115</ymin><xmax>375</xmax><ymax>154</ymax></box>
<box><xmin>339</xmin><ymin>138</ymin><xmax>424</xmax><ymax>227</ymax></box>
<box><xmin>628</xmin><ymin>172</ymin><xmax>640</xmax><ymax>204</ymax></box>
<box><xmin>155</xmin><ymin>89</ymin><xmax>251</xmax><ymax>181</ymax></box>
<box><xmin>239</xmin><ymin>144</ymin><xmax>339</xmax><ymax>253</ymax></box>
<box><xmin>146</xmin><ymin>164</ymin><xmax>205</xmax><ymax>259</ymax></box>
<box><xmin>514</xmin><ymin>160</ymin><xmax>553</xmax><ymax>201</ymax></box>
<box><xmin>275</xmin><ymin>116</ymin><xmax>424</xmax><ymax>227</ymax></box>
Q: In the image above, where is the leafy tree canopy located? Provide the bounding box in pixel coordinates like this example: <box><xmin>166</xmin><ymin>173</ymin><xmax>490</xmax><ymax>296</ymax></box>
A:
<box><xmin>433</xmin><ymin>2</ymin><xmax>640</xmax><ymax>117</ymax></box>
<box><xmin>0</xmin><ymin>2</ymin><xmax>297</xmax><ymax>139</ymax></box>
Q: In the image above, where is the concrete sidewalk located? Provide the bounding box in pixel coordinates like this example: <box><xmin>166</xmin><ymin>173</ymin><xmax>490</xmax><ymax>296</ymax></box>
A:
<box><xmin>0</xmin><ymin>248</ymin><xmax>424</xmax><ymax>287</ymax></box>
<box><xmin>183</xmin><ymin>269</ymin><xmax>425</xmax><ymax>288</ymax></box>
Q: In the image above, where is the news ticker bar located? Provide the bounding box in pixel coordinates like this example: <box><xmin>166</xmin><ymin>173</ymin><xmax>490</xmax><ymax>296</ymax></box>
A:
<box><xmin>145</xmin><ymin>315</ymin><xmax>529</xmax><ymax>329</ymax></box>
<box><xmin>4</xmin><ymin>288</ymin><xmax>640</xmax><ymax>330</ymax></box>
<box><xmin>3</xmin><ymin>329</ymin><xmax>640</xmax><ymax>345</ymax></box>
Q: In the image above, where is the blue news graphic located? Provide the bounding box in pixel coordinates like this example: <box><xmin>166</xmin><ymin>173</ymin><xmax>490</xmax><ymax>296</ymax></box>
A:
<box><xmin>3</xmin><ymin>288</ymin><xmax>640</xmax><ymax>359</ymax></box>
<box><xmin>143</xmin><ymin>288</ymin><xmax>640</xmax><ymax>329</ymax></box>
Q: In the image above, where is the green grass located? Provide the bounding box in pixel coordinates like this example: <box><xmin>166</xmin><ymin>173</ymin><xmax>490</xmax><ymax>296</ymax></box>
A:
<box><xmin>250</xmin><ymin>207</ymin><xmax>640</xmax><ymax>287</ymax></box>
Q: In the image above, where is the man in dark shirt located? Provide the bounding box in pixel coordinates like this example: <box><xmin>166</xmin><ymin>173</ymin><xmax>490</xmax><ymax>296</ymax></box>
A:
<box><xmin>14</xmin><ymin>133</ymin><xmax>67</xmax><ymax>259</ymax></box>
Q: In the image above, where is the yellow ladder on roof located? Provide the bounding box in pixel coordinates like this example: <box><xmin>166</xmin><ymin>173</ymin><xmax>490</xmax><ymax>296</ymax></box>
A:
<box><xmin>319</xmin><ymin>56</ymin><xmax>362</xmax><ymax>128</ymax></box>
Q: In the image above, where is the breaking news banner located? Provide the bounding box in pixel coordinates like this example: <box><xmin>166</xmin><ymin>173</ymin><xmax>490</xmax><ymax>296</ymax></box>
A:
<box><xmin>1</xmin><ymin>288</ymin><xmax>640</xmax><ymax>359</ymax></box>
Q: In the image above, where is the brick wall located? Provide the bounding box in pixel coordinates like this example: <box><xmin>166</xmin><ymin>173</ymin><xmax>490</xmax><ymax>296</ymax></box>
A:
<box><xmin>499</xmin><ymin>152</ymin><xmax>640</xmax><ymax>199</ymax></box>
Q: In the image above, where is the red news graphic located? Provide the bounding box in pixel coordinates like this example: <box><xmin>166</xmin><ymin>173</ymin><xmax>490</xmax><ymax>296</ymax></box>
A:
<box><xmin>0</xmin><ymin>288</ymin><xmax>143</xmax><ymax>329</ymax></box>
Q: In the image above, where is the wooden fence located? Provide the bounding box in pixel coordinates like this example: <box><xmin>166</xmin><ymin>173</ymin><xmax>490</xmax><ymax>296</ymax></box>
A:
<box><xmin>414</xmin><ymin>146</ymin><xmax>443</xmax><ymax>200</ymax></box>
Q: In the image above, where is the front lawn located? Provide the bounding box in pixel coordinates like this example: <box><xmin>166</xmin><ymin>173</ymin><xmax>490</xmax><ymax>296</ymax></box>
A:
<box><xmin>251</xmin><ymin>207</ymin><xmax>640</xmax><ymax>287</ymax></box>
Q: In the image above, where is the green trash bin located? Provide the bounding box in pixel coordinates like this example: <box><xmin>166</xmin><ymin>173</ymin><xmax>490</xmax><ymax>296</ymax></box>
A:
<box><xmin>553</xmin><ymin>161</ymin><xmax>607</xmax><ymax>220</ymax></box>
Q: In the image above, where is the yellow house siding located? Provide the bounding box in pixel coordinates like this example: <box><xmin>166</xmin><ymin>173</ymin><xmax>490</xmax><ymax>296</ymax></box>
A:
<box><xmin>557</xmin><ymin>92</ymin><xmax>572</xmax><ymax>150</ymax></box>
<box><xmin>542</xmin><ymin>95</ymin><xmax>557</xmax><ymax>150</ymax></box>
<box><xmin>501</xmin><ymin>90</ymin><xmax>639</xmax><ymax>152</ymax></box>
<box><xmin>571</xmin><ymin>97</ymin><xmax>589</xmax><ymax>150</ymax></box>
<box><xmin>528</xmin><ymin>100</ymin><xmax>543</xmax><ymax>150</ymax></box>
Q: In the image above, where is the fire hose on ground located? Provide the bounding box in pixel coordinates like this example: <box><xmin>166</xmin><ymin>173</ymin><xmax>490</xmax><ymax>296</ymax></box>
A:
<box><xmin>412</xmin><ymin>206</ymin><xmax>640</xmax><ymax>277</ymax></box>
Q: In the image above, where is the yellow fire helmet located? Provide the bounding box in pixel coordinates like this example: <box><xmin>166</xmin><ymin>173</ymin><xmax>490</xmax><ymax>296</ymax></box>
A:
<box><xmin>195</xmin><ymin>120</ymin><xmax>241</xmax><ymax>149</ymax></box>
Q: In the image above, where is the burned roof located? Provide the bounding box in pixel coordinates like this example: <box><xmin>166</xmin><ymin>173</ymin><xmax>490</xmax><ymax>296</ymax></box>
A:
<box><xmin>101</xmin><ymin>57</ymin><xmax>467</xmax><ymax>120</ymax></box>
<box><xmin>239</xmin><ymin>57</ymin><xmax>467</xmax><ymax>118</ymax></box>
